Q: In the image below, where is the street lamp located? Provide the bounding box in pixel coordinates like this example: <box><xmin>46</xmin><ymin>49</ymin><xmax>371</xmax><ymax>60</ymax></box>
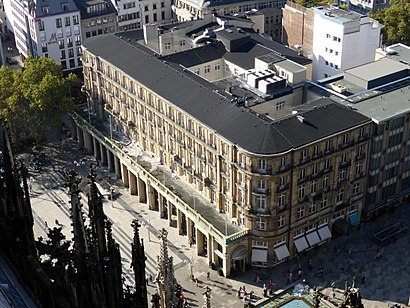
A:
<box><xmin>110</xmin><ymin>186</ymin><xmax>114</xmax><ymax>208</ymax></box>
<box><xmin>184</xmin><ymin>256</ymin><xmax>197</xmax><ymax>281</ymax></box>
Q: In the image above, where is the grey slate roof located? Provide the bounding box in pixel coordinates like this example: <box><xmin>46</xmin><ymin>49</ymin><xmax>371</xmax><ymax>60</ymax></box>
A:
<box><xmin>160</xmin><ymin>42</ymin><xmax>227</xmax><ymax>67</ymax></box>
<box><xmin>35</xmin><ymin>0</ymin><xmax>79</xmax><ymax>17</ymax></box>
<box><xmin>223</xmin><ymin>41</ymin><xmax>278</xmax><ymax>69</ymax></box>
<box><xmin>82</xmin><ymin>34</ymin><xmax>370</xmax><ymax>154</ymax></box>
<box><xmin>251</xmin><ymin>34</ymin><xmax>312</xmax><ymax>66</ymax></box>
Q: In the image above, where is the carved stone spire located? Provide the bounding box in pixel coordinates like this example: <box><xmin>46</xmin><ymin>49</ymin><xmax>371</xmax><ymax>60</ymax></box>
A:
<box><xmin>131</xmin><ymin>219</ymin><xmax>148</xmax><ymax>308</ymax></box>
<box><xmin>202</xmin><ymin>286</ymin><xmax>212</xmax><ymax>308</ymax></box>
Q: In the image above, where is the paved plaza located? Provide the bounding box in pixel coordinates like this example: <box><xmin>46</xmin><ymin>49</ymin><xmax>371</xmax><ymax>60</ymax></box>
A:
<box><xmin>21</xmin><ymin>133</ymin><xmax>410</xmax><ymax>308</ymax></box>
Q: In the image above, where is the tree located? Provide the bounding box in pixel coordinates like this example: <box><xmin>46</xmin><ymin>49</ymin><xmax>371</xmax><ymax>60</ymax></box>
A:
<box><xmin>292</xmin><ymin>0</ymin><xmax>332</xmax><ymax>8</ymax></box>
<box><xmin>370</xmin><ymin>0</ymin><xmax>410</xmax><ymax>46</ymax></box>
<box><xmin>0</xmin><ymin>56</ymin><xmax>75</xmax><ymax>141</ymax></box>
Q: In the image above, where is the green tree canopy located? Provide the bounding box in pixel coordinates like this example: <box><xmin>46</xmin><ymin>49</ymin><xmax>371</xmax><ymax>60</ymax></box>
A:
<box><xmin>370</xmin><ymin>0</ymin><xmax>410</xmax><ymax>46</ymax></box>
<box><xmin>0</xmin><ymin>55</ymin><xmax>75</xmax><ymax>141</ymax></box>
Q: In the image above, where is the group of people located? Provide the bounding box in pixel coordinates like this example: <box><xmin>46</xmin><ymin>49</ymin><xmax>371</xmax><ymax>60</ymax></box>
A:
<box><xmin>236</xmin><ymin>285</ymin><xmax>254</xmax><ymax>302</ymax></box>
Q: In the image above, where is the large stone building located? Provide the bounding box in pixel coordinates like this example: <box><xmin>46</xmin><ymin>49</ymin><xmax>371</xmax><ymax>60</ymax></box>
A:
<box><xmin>282</xmin><ymin>3</ymin><xmax>383</xmax><ymax>81</ymax></box>
<box><xmin>75</xmin><ymin>29</ymin><xmax>375</xmax><ymax>275</ymax></box>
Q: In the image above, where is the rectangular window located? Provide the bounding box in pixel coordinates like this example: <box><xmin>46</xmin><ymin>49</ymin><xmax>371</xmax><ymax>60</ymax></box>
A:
<box><xmin>297</xmin><ymin>206</ymin><xmax>304</xmax><ymax>219</ymax></box>
<box><xmin>256</xmin><ymin>218</ymin><xmax>266</xmax><ymax>230</ymax></box>
<box><xmin>215</xmin><ymin>63</ymin><xmax>220</xmax><ymax>71</ymax></box>
<box><xmin>73</xmin><ymin>15</ymin><xmax>79</xmax><ymax>25</ymax></box>
<box><xmin>355</xmin><ymin>162</ymin><xmax>362</xmax><ymax>176</ymax></box>
<box><xmin>309</xmin><ymin>202</ymin><xmax>316</xmax><ymax>214</ymax></box>
<box><xmin>56</xmin><ymin>18</ymin><xmax>62</xmax><ymax>28</ymax></box>
<box><xmin>353</xmin><ymin>183</ymin><xmax>360</xmax><ymax>195</ymax></box>
<box><xmin>279</xmin><ymin>193</ymin><xmax>286</xmax><ymax>208</ymax></box>
<box><xmin>257</xmin><ymin>196</ymin><xmax>266</xmax><ymax>211</ymax></box>
<box><xmin>65</xmin><ymin>16</ymin><xmax>71</xmax><ymax>26</ymax></box>
<box><xmin>320</xmin><ymin>196</ymin><xmax>328</xmax><ymax>209</ymax></box>
<box><xmin>276</xmin><ymin>101</ymin><xmax>285</xmax><ymax>111</ymax></box>
<box><xmin>67</xmin><ymin>37</ymin><xmax>73</xmax><ymax>47</ymax></box>
<box><xmin>299</xmin><ymin>184</ymin><xmax>305</xmax><ymax>200</ymax></box>
<box><xmin>312</xmin><ymin>163</ymin><xmax>318</xmax><ymax>176</ymax></box>
<box><xmin>39</xmin><ymin>21</ymin><xmax>45</xmax><ymax>31</ymax></box>
<box><xmin>58</xmin><ymin>39</ymin><xmax>65</xmax><ymax>49</ymax></box>
<box><xmin>336</xmin><ymin>188</ymin><xmax>344</xmax><ymax>204</ymax></box>
<box><xmin>164</xmin><ymin>42</ymin><xmax>171</xmax><ymax>50</ymax></box>
<box><xmin>62</xmin><ymin>3</ymin><xmax>69</xmax><ymax>11</ymax></box>
<box><xmin>258</xmin><ymin>179</ymin><xmax>266</xmax><ymax>192</ymax></box>
<box><xmin>277</xmin><ymin>215</ymin><xmax>285</xmax><ymax>228</ymax></box>
<box><xmin>204</xmin><ymin>65</ymin><xmax>210</xmax><ymax>73</ymax></box>
<box><xmin>311</xmin><ymin>180</ymin><xmax>317</xmax><ymax>195</ymax></box>
<box><xmin>60</xmin><ymin>50</ymin><xmax>66</xmax><ymax>60</ymax></box>
<box><xmin>322</xmin><ymin>175</ymin><xmax>329</xmax><ymax>190</ymax></box>
<box><xmin>258</xmin><ymin>159</ymin><xmax>266</xmax><ymax>172</ymax></box>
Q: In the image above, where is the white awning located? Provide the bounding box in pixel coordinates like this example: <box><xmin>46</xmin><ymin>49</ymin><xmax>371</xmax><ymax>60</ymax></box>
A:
<box><xmin>294</xmin><ymin>236</ymin><xmax>309</xmax><ymax>252</ymax></box>
<box><xmin>306</xmin><ymin>231</ymin><xmax>321</xmax><ymax>246</ymax></box>
<box><xmin>318</xmin><ymin>225</ymin><xmax>332</xmax><ymax>241</ymax></box>
<box><xmin>251</xmin><ymin>249</ymin><xmax>268</xmax><ymax>263</ymax></box>
<box><xmin>274</xmin><ymin>244</ymin><xmax>290</xmax><ymax>260</ymax></box>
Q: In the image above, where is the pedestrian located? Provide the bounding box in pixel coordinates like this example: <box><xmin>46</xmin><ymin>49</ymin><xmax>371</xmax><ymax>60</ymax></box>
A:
<box><xmin>237</xmin><ymin>287</ymin><xmax>241</xmax><ymax>298</ymax></box>
<box><xmin>206</xmin><ymin>272</ymin><xmax>210</xmax><ymax>281</ymax></box>
<box><xmin>331</xmin><ymin>281</ymin><xmax>336</xmax><ymax>293</ymax></box>
<box><xmin>318</xmin><ymin>266</ymin><xmax>323</xmax><ymax>277</ymax></box>
<box><xmin>297</xmin><ymin>269</ymin><xmax>302</xmax><ymax>279</ymax></box>
<box><xmin>263</xmin><ymin>284</ymin><xmax>267</xmax><ymax>297</ymax></box>
<box><xmin>376</xmin><ymin>248</ymin><xmax>382</xmax><ymax>260</ymax></box>
<box><xmin>269</xmin><ymin>279</ymin><xmax>273</xmax><ymax>290</ymax></box>
<box><xmin>188</xmin><ymin>238</ymin><xmax>193</xmax><ymax>248</ymax></box>
<box><xmin>195</xmin><ymin>277</ymin><xmax>199</xmax><ymax>287</ymax></box>
<box><xmin>149</xmin><ymin>274</ymin><xmax>153</xmax><ymax>284</ymax></box>
<box><xmin>55</xmin><ymin>219</ymin><xmax>59</xmax><ymax>226</ymax></box>
<box><xmin>289</xmin><ymin>272</ymin><xmax>293</xmax><ymax>282</ymax></box>
<box><xmin>286</xmin><ymin>273</ymin><xmax>291</xmax><ymax>285</ymax></box>
<box><xmin>308</xmin><ymin>259</ymin><xmax>313</xmax><ymax>271</ymax></box>
<box><xmin>255</xmin><ymin>272</ymin><xmax>260</xmax><ymax>282</ymax></box>
<box><xmin>360</xmin><ymin>273</ymin><xmax>365</xmax><ymax>284</ymax></box>
<box><xmin>44</xmin><ymin>221</ymin><xmax>48</xmax><ymax>229</ymax></box>
<box><xmin>146</xmin><ymin>275</ymin><xmax>149</xmax><ymax>285</ymax></box>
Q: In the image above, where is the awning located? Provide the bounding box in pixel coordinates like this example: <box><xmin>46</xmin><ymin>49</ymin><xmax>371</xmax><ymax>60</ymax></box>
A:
<box><xmin>251</xmin><ymin>249</ymin><xmax>268</xmax><ymax>263</ymax></box>
<box><xmin>306</xmin><ymin>231</ymin><xmax>321</xmax><ymax>246</ymax></box>
<box><xmin>318</xmin><ymin>225</ymin><xmax>332</xmax><ymax>241</ymax></box>
<box><xmin>349</xmin><ymin>212</ymin><xmax>360</xmax><ymax>225</ymax></box>
<box><xmin>274</xmin><ymin>245</ymin><xmax>290</xmax><ymax>260</ymax></box>
<box><xmin>294</xmin><ymin>236</ymin><xmax>309</xmax><ymax>252</ymax></box>
<box><xmin>231</xmin><ymin>245</ymin><xmax>247</xmax><ymax>260</ymax></box>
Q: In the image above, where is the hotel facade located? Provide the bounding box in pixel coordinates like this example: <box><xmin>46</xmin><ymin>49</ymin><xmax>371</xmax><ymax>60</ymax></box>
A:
<box><xmin>75</xmin><ymin>33</ymin><xmax>373</xmax><ymax>275</ymax></box>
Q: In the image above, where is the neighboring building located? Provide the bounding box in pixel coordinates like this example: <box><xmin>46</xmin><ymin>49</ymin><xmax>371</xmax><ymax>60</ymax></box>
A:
<box><xmin>307</xmin><ymin>57</ymin><xmax>410</xmax><ymax>219</ymax></box>
<box><xmin>3</xmin><ymin>0</ymin><xmax>82</xmax><ymax>70</ymax></box>
<box><xmin>173</xmin><ymin>0</ymin><xmax>285</xmax><ymax>22</ymax></box>
<box><xmin>142</xmin><ymin>14</ymin><xmax>312</xmax><ymax>80</ymax></box>
<box><xmin>73</xmin><ymin>0</ymin><xmax>118</xmax><ymax>40</ymax></box>
<box><xmin>344</xmin><ymin>0</ymin><xmax>390</xmax><ymax>15</ymax></box>
<box><xmin>79</xmin><ymin>31</ymin><xmax>373</xmax><ymax>275</ymax></box>
<box><xmin>282</xmin><ymin>3</ymin><xmax>383</xmax><ymax>81</ymax></box>
<box><xmin>0</xmin><ymin>0</ymin><xmax>7</xmax><ymax>35</ymax></box>
<box><xmin>140</xmin><ymin>0</ymin><xmax>173</xmax><ymax>25</ymax></box>
<box><xmin>109</xmin><ymin>0</ymin><xmax>141</xmax><ymax>31</ymax></box>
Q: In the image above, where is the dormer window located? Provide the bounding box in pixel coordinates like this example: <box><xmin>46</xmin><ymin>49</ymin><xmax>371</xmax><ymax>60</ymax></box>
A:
<box><xmin>42</xmin><ymin>6</ymin><xmax>50</xmax><ymax>14</ymax></box>
<box><xmin>62</xmin><ymin>3</ymin><xmax>69</xmax><ymax>11</ymax></box>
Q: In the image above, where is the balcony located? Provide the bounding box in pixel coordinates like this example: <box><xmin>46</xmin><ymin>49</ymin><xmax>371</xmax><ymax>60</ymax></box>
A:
<box><xmin>252</xmin><ymin>188</ymin><xmax>270</xmax><ymax>195</ymax></box>
<box><xmin>323</xmin><ymin>186</ymin><xmax>330</xmax><ymax>193</ymax></box>
<box><xmin>277</xmin><ymin>183</ymin><xmax>289</xmax><ymax>193</ymax></box>
<box><xmin>298</xmin><ymin>196</ymin><xmax>307</xmax><ymax>203</ymax></box>
<box><xmin>174</xmin><ymin>155</ymin><xmax>183</xmax><ymax>165</ymax></box>
<box><xmin>278</xmin><ymin>164</ymin><xmax>292</xmax><ymax>173</ymax></box>
<box><xmin>298</xmin><ymin>175</ymin><xmax>310</xmax><ymax>184</ymax></box>
<box><xmin>323</xmin><ymin>166</ymin><xmax>333</xmax><ymax>174</ymax></box>
<box><xmin>299</xmin><ymin>157</ymin><xmax>311</xmax><ymax>166</ymax></box>
<box><xmin>277</xmin><ymin>205</ymin><xmax>288</xmax><ymax>212</ymax></box>
<box><xmin>311</xmin><ymin>171</ymin><xmax>323</xmax><ymax>180</ymax></box>
<box><xmin>339</xmin><ymin>140</ymin><xmax>355</xmax><ymax>150</ymax></box>
<box><xmin>355</xmin><ymin>172</ymin><xmax>364</xmax><ymax>179</ymax></box>
<box><xmin>339</xmin><ymin>160</ymin><xmax>351</xmax><ymax>169</ymax></box>
<box><xmin>312</xmin><ymin>152</ymin><xmax>322</xmax><ymax>161</ymax></box>
<box><xmin>356</xmin><ymin>153</ymin><xmax>366</xmax><ymax>161</ymax></box>
<box><xmin>249</xmin><ymin>208</ymin><xmax>271</xmax><ymax>216</ymax></box>
<box><xmin>357</xmin><ymin>134</ymin><xmax>370</xmax><ymax>143</ymax></box>
<box><xmin>324</xmin><ymin>148</ymin><xmax>334</xmax><ymax>156</ymax></box>
<box><xmin>251</xmin><ymin>167</ymin><xmax>273</xmax><ymax>175</ymax></box>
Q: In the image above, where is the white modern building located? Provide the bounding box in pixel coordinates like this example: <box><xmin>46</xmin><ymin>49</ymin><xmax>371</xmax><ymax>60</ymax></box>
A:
<box><xmin>311</xmin><ymin>6</ymin><xmax>382</xmax><ymax>80</ymax></box>
<box><xmin>4</xmin><ymin>0</ymin><xmax>82</xmax><ymax>70</ymax></box>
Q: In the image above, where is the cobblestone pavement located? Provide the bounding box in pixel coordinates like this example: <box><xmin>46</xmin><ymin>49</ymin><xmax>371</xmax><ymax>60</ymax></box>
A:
<box><xmin>20</xmin><ymin>133</ymin><xmax>410</xmax><ymax>308</ymax></box>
